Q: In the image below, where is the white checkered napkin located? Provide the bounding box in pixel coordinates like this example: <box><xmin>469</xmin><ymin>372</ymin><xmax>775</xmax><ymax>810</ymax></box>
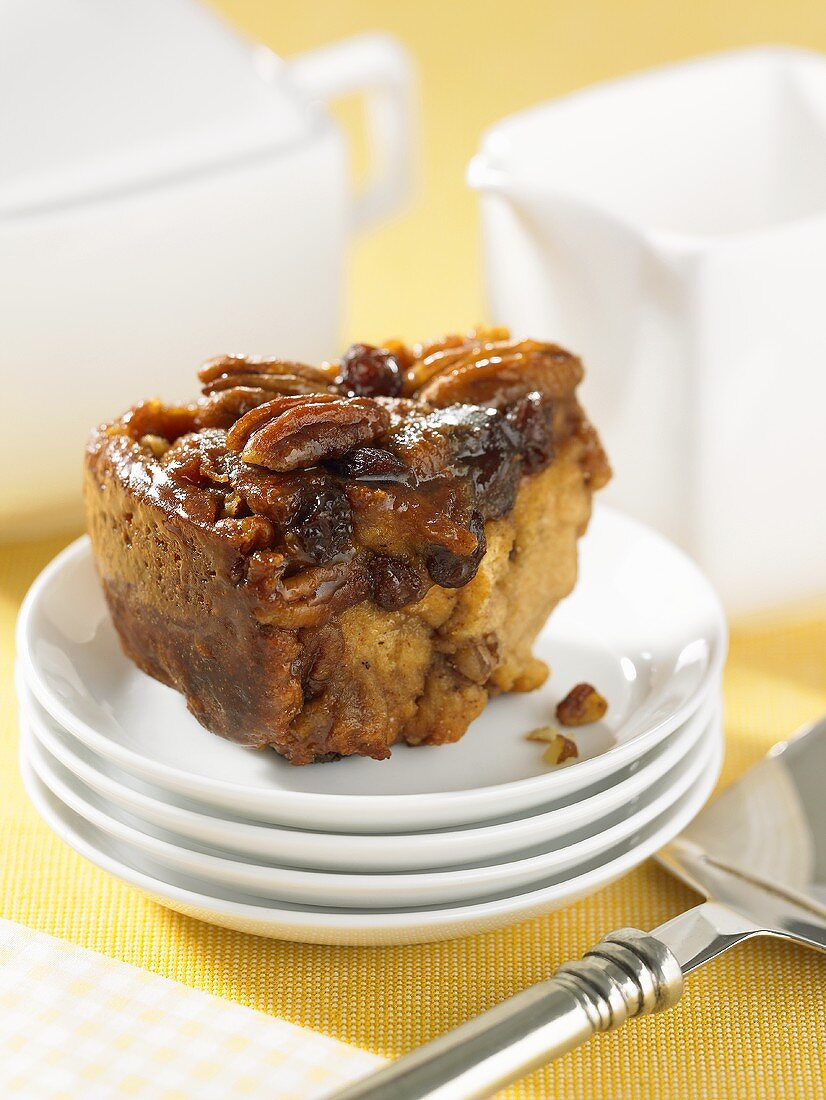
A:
<box><xmin>0</xmin><ymin>920</ymin><xmax>383</xmax><ymax>1099</ymax></box>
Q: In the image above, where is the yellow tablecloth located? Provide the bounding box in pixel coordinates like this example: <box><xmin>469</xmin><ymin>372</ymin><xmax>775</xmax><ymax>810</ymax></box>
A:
<box><xmin>5</xmin><ymin>3</ymin><xmax>826</xmax><ymax>1095</ymax></box>
<box><xmin>2</xmin><ymin>533</ymin><xmax>825</xmax><ymax>1098</ymax></box>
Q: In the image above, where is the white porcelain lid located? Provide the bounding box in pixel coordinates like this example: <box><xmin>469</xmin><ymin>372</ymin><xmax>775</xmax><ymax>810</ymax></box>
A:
<box><xmin>0</xmin><ymin>0</ymin><xmax>320</xmax><ymax>217</ymax></box>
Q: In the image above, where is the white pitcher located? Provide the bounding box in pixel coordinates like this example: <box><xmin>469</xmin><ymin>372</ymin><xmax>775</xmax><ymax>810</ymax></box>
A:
<box><xmin>468</xmin><ymin>47</ymin><xmax>826</xmax><ymax>614</ymax></box>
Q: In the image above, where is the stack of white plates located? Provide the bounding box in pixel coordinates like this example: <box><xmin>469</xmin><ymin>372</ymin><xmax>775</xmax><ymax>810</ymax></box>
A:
<box><xmin>16</xmin><ymin>507</ymin><xmax>726</xmax><ymax>946</ymax></box>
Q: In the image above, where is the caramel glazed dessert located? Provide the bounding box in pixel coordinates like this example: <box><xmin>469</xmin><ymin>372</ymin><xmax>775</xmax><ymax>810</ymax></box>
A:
<box><xmin>85</xmin><ymin>330</ymin><xmax>610</xmax><ymax>764</ymax></box>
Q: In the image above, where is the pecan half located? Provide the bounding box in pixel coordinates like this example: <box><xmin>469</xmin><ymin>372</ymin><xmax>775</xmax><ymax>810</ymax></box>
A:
<box><xmin>199</xmin><ymin>355</ymin><xmax>336</xmax><ymax>398</ymax></box>
<box><xmin>226</xmin><ymin>394</ymin><xmax>392</xmax><ymax>472</ymax></box>
<box><xmin>227</xmin><ymin>394</ymin><xmax>338</xmax><ymax>451</ymax></box>
<box><xmin>411</xmin><ymin>338</ymin><xmax>583</xmax><ymax>409</ymax></box>
<box><xmin>401</xmin><ymin>327</ymin><xmax>511</xmax><ymax>390</ymax></box>
<box><xmin>195</xmin><ymin>387</ymin><xmax>278</xmax><ymax>429</ymax></box>
<box><xmin>122</xmin><ymin>400</ymin><xmax>199</xmax><ymax>442</ymax></box>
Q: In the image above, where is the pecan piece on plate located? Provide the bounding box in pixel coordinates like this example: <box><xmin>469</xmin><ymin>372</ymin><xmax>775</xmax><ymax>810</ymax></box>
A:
<box><xmin>556</xmin><ymin>682</ymin><xmax>608</xmax><ymax>726</ymax></box>
<box><xmin>541</xmin><ymin>733</ymin><xmax>579</xmax><ymax>766</ymax></box>
<box><xmin>226</xmin><ymin>394</ymin><xmax>392</xmax><ymax>472</ymax></box>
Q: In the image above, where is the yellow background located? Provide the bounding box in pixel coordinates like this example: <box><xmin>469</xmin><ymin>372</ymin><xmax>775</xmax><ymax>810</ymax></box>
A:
<box><xmin>209</xmin><ymin>0</ymin><xmax>826</xmax><ymax>344</ymax></box>
<box><xmin>2</xmin><ymin>2</ymin><xmax>826</xmax><ymax>1098</ymax></box>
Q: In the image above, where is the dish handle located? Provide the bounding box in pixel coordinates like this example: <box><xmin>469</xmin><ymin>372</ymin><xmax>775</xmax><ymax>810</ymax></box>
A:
<box><xmin>287</xmin><ymin>33</ymin><xmax>417</xmax><ymax>231</ymax></box>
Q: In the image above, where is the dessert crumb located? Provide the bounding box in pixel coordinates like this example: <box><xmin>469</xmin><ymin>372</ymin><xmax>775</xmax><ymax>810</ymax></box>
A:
<box><xmin>525</xmin><ymin>725</ymin><xmax>560</xmax><ymax>743</ymax></box>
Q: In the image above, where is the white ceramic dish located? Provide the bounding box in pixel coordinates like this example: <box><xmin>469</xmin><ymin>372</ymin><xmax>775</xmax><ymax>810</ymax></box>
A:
<box><xmin>22</xmin><ymin>679</ymin><xmax>714</xmax><ymax>872</ymax></box>
<box><xmin>24</xmin><ymin>710</ymin><xmax>719</xmax><ymax>908</ymax></box>
<box><xmin>17</xmin><ymin>506</ymin><xmax>727</xmax><ymax>832</ymax></box>
<box><xmin>20</xmin><ymin>731</ymin><xmax>724</xmax><ymax>945</ymax></box>
<box><xmin>2</xmin><ymin>0</ymin><xmax>415</xmax><ymax>534</ymax></box>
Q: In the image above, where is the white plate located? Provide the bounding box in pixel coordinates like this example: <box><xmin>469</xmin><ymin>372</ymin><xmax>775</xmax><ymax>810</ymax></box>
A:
<box><xmin>24</xmin><ymin>709</ymin><xmax>719</xmax><ymax>907</ymax></box>
<box><xmin>20</xmin><ymin>728</ymin><xmax>724</xmax><ymax>945</ymax></box>
<box><xmin>17</xmin><ymin>506</ymin><xmax>727</xmax><ymax>831</ymax></box>
<box><xmin>22</xmin><ymin>676</ymin><xmax>716</xmax><ymax>872</ymax></box>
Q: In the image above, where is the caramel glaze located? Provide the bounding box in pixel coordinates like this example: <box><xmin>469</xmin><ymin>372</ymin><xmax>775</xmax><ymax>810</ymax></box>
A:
<box><xmin>85</xmin><ymin>330</ymin><xmax>610</xmax><ymax>762</ymax></box>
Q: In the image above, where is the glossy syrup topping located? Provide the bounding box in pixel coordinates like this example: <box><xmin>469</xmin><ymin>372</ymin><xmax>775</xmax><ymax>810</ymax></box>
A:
<box><xmin>106</xmin><ymin>330</ymin><xmax>606</xmax><ymax>616</ymax></box>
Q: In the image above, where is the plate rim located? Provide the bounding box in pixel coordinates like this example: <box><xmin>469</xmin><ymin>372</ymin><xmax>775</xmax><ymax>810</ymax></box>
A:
<box><xmin>18</xmin><ymin>716</ymin><xmax>725</xmax><ymax>937</ymax></box>
<box><xmin>16</xmin><ymin>506</ymin><xmax>728</xmax><ymax>820</ymax></box>
<box><xmin>21</xmin><ymin>677</ymin><xmax>715</xmax><ymax>866</ymax></box>
<box><xmin>23</xmin><ymin>705</ymin><xmax>719</xmax><ymax>906</ymax></box>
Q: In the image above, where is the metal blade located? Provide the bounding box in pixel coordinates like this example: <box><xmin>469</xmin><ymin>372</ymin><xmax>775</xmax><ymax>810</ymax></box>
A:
<box><xmin>656</xmin><ymin>716</ymin><xmax>826</xmax><ymax>957</ymax></box>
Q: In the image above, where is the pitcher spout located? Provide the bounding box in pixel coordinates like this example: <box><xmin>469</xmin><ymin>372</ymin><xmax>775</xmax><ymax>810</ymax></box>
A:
<box><xmin>466</xmin><ymin>154</ymin><xmax>519</xmax><ymax>198</ymax></box>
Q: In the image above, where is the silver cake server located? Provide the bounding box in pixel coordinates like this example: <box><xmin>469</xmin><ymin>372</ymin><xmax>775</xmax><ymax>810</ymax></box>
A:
<box><xmin>334</xmin><ymin>717</ymin><xmax>826</xmax><ymax>1100</ymax></box>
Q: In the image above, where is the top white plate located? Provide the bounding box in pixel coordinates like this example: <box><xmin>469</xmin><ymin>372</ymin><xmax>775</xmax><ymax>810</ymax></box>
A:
<box><xmin>17</xmin><ymin>506</ymin><xmax>726</xmax><ymax>832</ymax></box>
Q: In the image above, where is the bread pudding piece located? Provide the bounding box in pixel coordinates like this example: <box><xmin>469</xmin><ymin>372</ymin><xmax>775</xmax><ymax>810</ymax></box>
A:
<box><xmin>85</xmin><ymin>330</ymin><xmax>610</xmax><ymax>764</ymax></box>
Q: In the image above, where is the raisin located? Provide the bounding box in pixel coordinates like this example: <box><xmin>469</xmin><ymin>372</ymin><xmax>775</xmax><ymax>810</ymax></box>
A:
<box><xmin>371</xmin><ymin>555</ymin><xmax>425</xmax><ymax>610</ymax></box>
<box><xmin>332</xmin><ymin>446</ymin><xmax>408</xmax><ymax>481</ymax></box>
<box><xmin>508</xmin><ymin>392</ymin><xmax>555</xmax><ymax>474</ymax></box>
<box><xmin>443</xmin><ymin>406</ymin><xmax>522</xmax><ymax>520</ymax></box>
<box><xmin>286</xmin><ymin>484</ymin><xmax>353</xmax><ymax>564</ymax></box>
<box><xmin>464</xmin><ymin>415</ymin><xmax>522</xmax><ymax>520</ymax></box>
<box><xmin>336</xmin><ymin>344</ymin><xmax>403</xmax><ymax>398</ymax></box>
<box><xmin>426</xmin><ymin>510</ymin><xmax>486</xmax><ymax>588</ymax></box>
